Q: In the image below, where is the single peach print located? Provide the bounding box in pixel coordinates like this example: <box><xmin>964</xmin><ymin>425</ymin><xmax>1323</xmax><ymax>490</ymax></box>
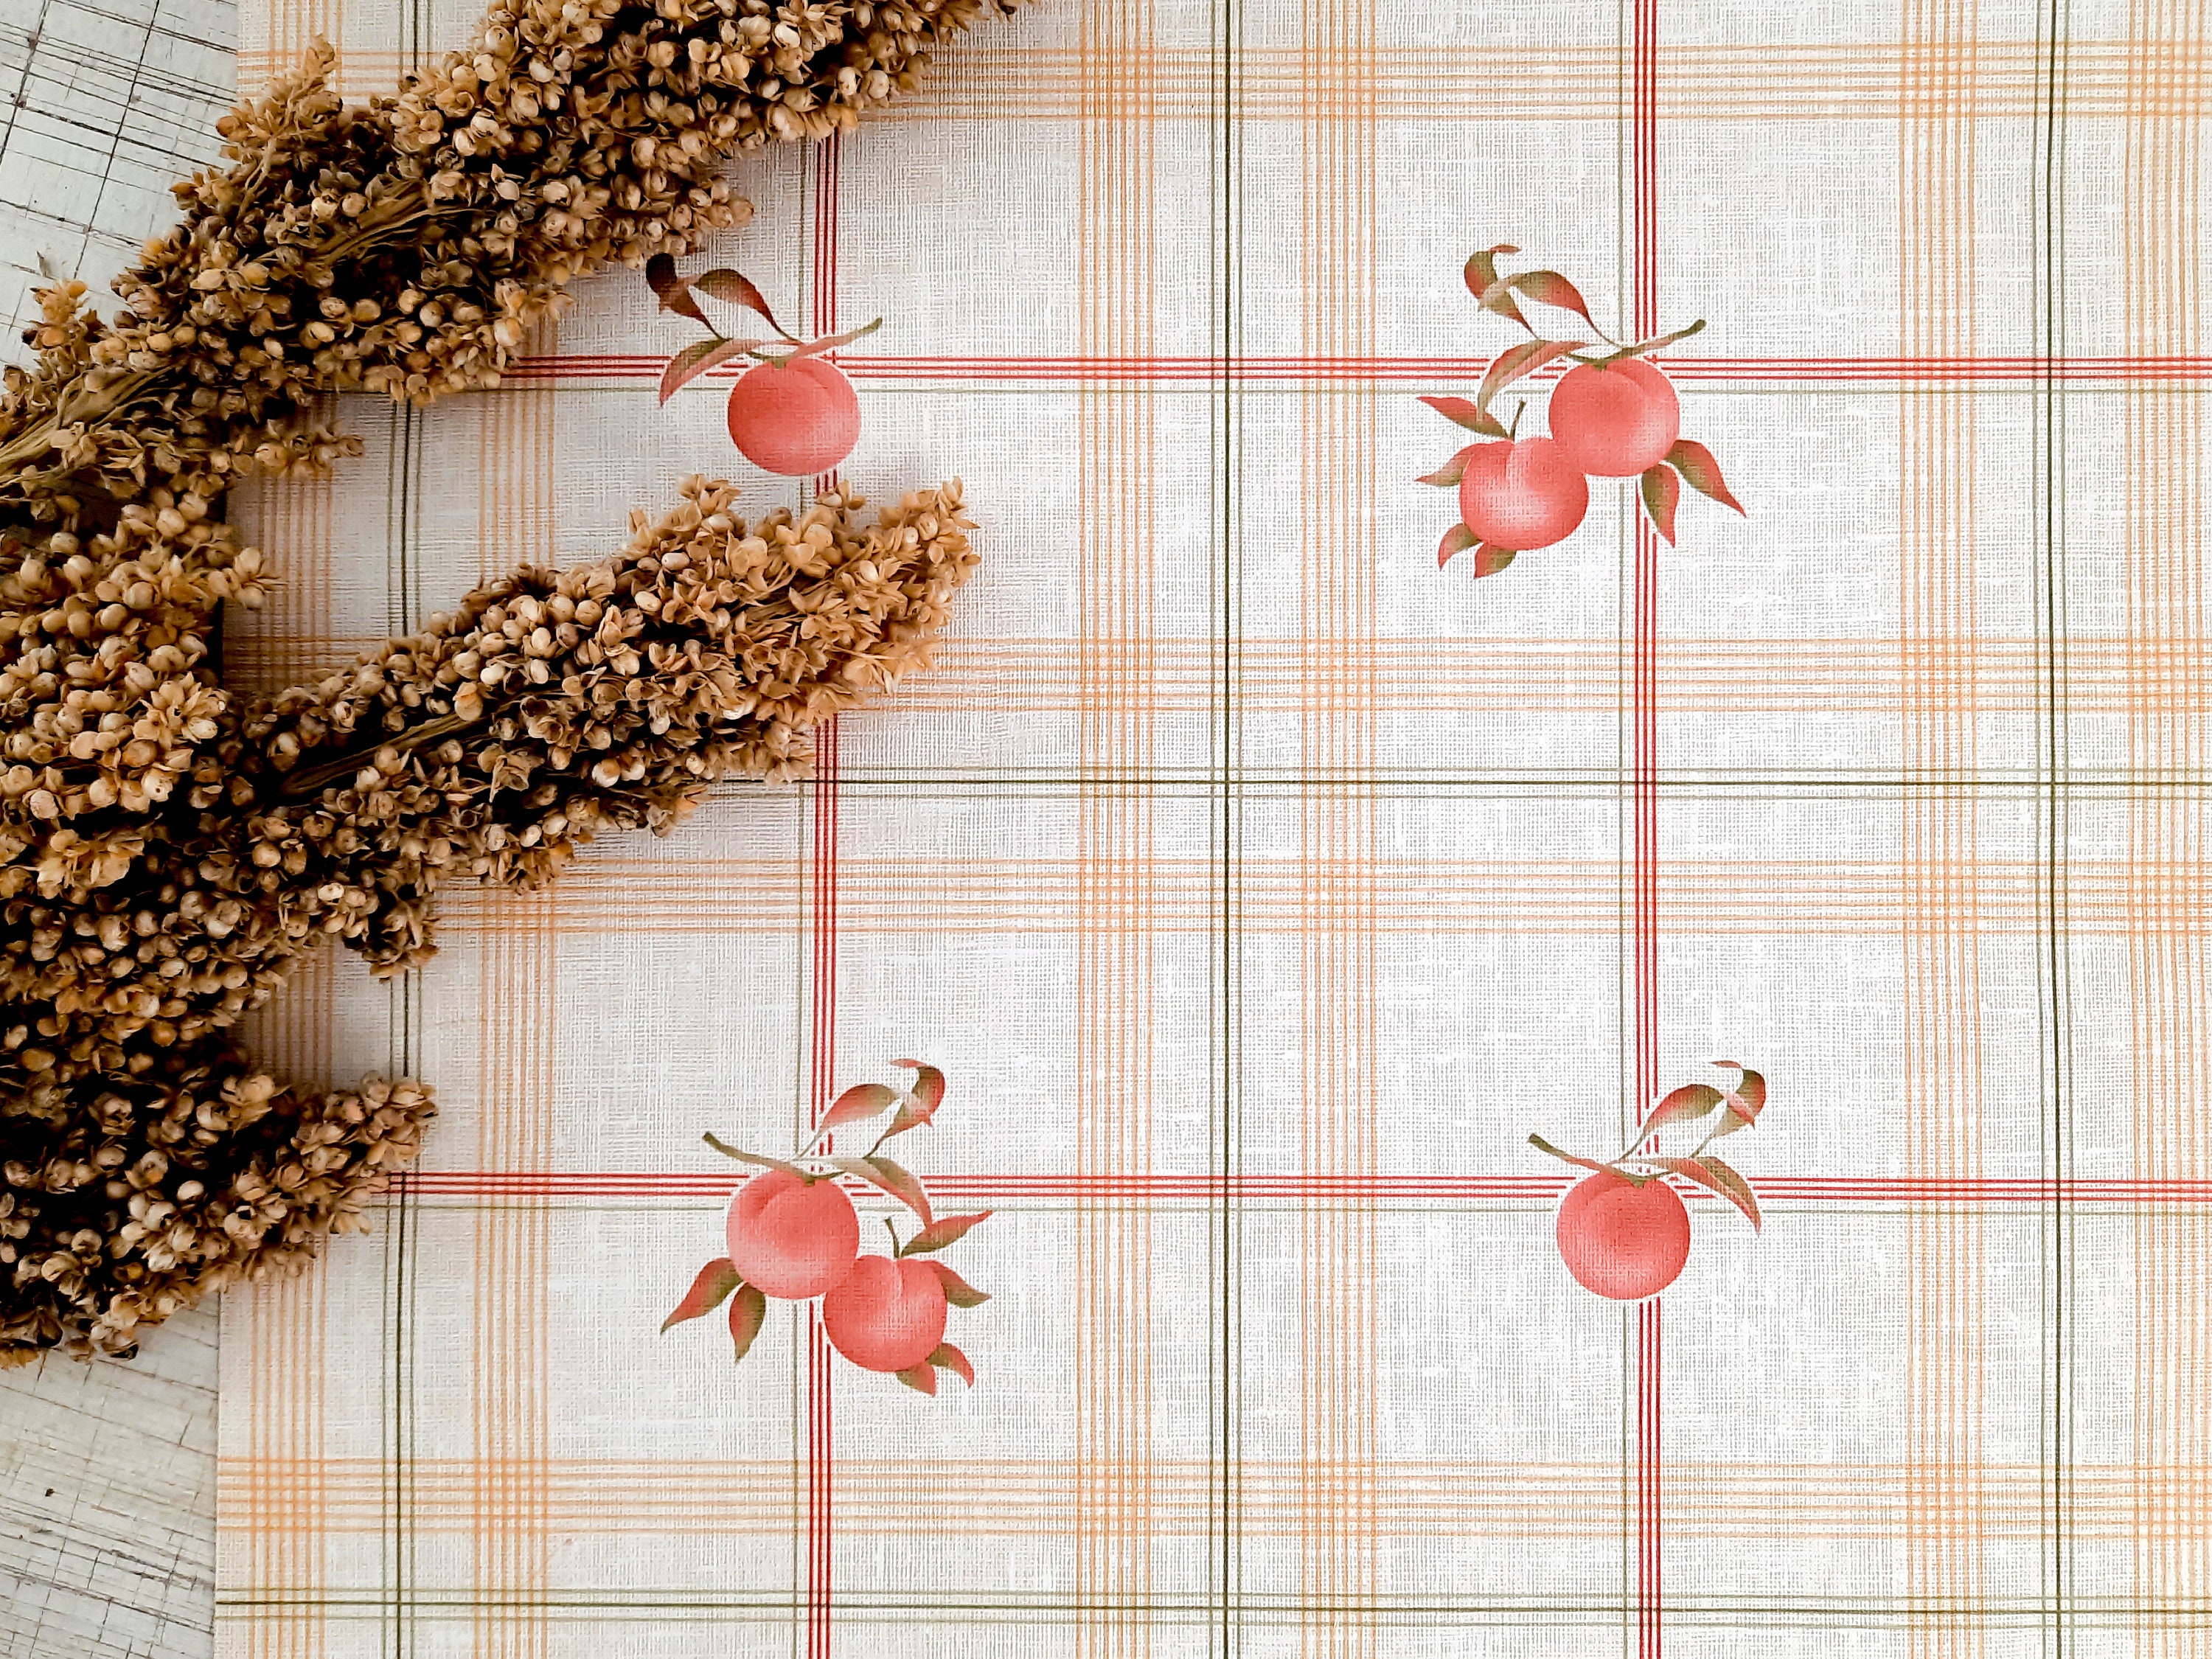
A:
<box><xmin>1456</xmin><ymin>437</ymin><xmax>1590</xmax><ymax>551</ymax></box>
<box><xmin>724</xmin><ymin>1168</ymin><xmax>862</xmax><ymax>1300</ymax></box>
<box><xmin>1554</xmin><ymin>1170</ymin><xmax>1693</xmax><ymax>1301</ymax></box>
<box><xmin>1546</xmin><ymin>358</ymin><xmax>1681</xmax><ymax>478</ymax></box>
<box><xmin>726</xmin><ymin>356</ymin><xmax>863</xmax><ymax>476</ymax></box>
<box><xmin>821</xmin><ymin>1255</ymin><xmax>950</xmax><ymax>1372</ymax></box>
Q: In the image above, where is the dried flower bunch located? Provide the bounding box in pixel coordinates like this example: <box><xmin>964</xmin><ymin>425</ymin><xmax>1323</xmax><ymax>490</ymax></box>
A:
<box><xmin>1</xmin><ymin>0</ymin><xmax>1023</xmax><ymax>1365</ymax></box>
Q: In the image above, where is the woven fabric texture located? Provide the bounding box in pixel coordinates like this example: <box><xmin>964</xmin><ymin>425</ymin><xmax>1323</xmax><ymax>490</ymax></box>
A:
<box><xmin>211</xmin><ymin>0</ymin><xmax>2209</xmax><ymax>1654</ymax></box>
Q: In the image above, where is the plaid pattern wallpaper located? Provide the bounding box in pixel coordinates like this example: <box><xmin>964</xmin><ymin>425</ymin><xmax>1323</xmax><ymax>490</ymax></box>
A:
<box><xmin>209</xmin><ymin>0</ymin><xmax>2208</xmax><ymax>1654</ymax></box>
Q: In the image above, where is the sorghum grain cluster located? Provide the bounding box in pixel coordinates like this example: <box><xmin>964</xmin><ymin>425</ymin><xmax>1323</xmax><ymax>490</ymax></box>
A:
<box><xmin>1</xmin><ymin>0</ymin><xmax>1020</xmax><ymax>1364</ymax></box>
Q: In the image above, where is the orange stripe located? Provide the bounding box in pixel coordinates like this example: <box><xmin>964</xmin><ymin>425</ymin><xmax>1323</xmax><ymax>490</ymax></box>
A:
<box><xmin>214</xmin><ymin>1455</ymin><xmax>2211</xmax><ymax>1539</ymax></box>
<box><xmin>1297</xmin><ymin>4</ymin><xmax>1379</xmax><ymax>1653</ymax></box>
<box><xmin>1899</xmin><ymin>1</ymin><xmax>1988</xmax><ymax>1648</ymax></box>
<box><xmin>208</xmin><ymin>632</ymin><xmax>2212</xmax><ymax>717</ymax></box>
<box><xmin>1075</xmin><ymin>5</ymin><xmax>1159</xmax><ymax>1652</ymax></box>
<box><xmin>2124</xmin><ymin>0</ymin><xmax>2209</xmax><ymax>1634</ymax></box>
<box><xmin>229</xmin><ymin>40</ymin><xmax>2212</xmax><ymax>118</ymax></box>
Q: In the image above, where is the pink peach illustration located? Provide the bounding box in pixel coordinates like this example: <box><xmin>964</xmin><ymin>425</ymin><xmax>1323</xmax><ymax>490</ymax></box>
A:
<box><xmin>1418</xmin><ymin>244</ymin><xmax>1746</xmax><ymax>575</ymax></box>
<box><xmin>726</xmin><ymin>356</ymin><xmax>863</xmax><ymax>477</ymax></box>
<box><xmin>664</xmin><ymin>1061</ymin><xmax>992</xmax><ymax>1394</ymax></box>
<box><xmin>724</xmin><ymin>1168</ymin><xmax>861</xmax><ymax>1300</ymax></box>
<box><xmin>821</xmin><ymin>1255</ymin><xmax>950</xmax><ymax>1372</ymax></box>
<box><xmin>1457</xmin><ymin>437</ymin><xmax>1590</xmax><ymax>551</ymax></box>
<box><xmin>1546</xmin><ymin>358</ymin><xmax>1681</xmax><ymax>477</ymax></box>
<box><xmin>1530</xmin><ymin>1062</ymin><xmax>1770</xmax><ymax>1301</ymax></box>
<box><xmin>647</xmin><ymin>255</ymin><xmax>880</xmax><ymax>478</ymax></box>
<box><xmin>1554</xmin><ymin>1170</ymin><xmax>1691</xmax><ymax>1300</ymax></box>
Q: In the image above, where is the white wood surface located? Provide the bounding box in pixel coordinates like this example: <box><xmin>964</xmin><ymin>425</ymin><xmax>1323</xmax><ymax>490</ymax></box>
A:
<box><xmin>0</xmin><ymin>1307</ymin><xmax>217</xmax><ymax>1659</ymax></box>
<box><xmin>1</xmin><ymin>0</ymin><xmax>232</xmax><ymax>1652</ymax></box>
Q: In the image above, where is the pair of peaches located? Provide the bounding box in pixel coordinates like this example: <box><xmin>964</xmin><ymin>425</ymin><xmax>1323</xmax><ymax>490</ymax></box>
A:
<box><xmin>1455</xmin><ymin>358</ymin><xmax>1683</xmax><ymax>551</ymax></box>
<box><xmin>1423</xmin><ymin>246</ymin><xmax>1743</xmax><ymax>576</ymax></box>
<box><xmin>664</xmin><ymin>1063</ymin><xmax>989</xmax><ymax>1394</ymax></box>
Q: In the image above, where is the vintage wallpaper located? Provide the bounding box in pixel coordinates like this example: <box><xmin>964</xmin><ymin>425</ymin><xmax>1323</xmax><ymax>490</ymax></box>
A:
<box><xmin>166</xmin><ymin>0</ymin><xmax>2212</xmax><ymax>1653</ymax></box>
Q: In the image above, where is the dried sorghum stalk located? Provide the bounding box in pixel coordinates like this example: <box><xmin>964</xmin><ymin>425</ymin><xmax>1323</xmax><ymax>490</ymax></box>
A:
<box><xmin>1</xmin><ymin>0</ymin><xmax>1023</xmax><ymax>1363</ymax></box>
<box><xmin>0</xmin><ymin>0</ymin><xmax>1028</xmax><ymax>501</ymax></box>
<box><xmin>2</xmin><ymin>480</ymin><xmax>977</xmax><ymax>1362</ymax></box>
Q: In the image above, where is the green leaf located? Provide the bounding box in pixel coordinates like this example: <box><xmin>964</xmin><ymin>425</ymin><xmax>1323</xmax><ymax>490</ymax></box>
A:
<box><xmin>820</xmin><ymin>1083</ymin><xmax>900</xmax><ymax>1131</ymax></box>
<box><xmin>926</xmin><ymin>1342</ymin><xmax>975</xmax><ymax>1386</ymax></box>
<box><xmin>1470</xmin><ymin>543</ymin><xmax>1517</xmax><ymax>580</ymax></box>
<box><xmin>1711</xmin><ymin>1062</ymin><xmax>1767</xmax><ymax>1133</ymax></box>
<box><xmin>728</xmin><ymin>1283</ymin><xmax>768</xmax><ymax>1362</ymax></box>
<box><xmin>779</xmin><ymin>316</ymin><xmax>883</xmax><ymax>364</ymax></box>
<box><xmin>898</xmin><ymin>1210</ymin><xmax>992</xmax><ymax>1256</ymax></box>
<box><xmin>1464</xmin><ymin>244</ymin><xmax>1528</xmax><ymax>325</ymax></box>
<box><xmin>659</xmin><ymin>336</ymin><xmax>762</xmax><ymax>406</ymax></box>
<box><xmin>1509</xmin><ymin>270</ymin><xmax>1602</xmax><ymax>333</ymax></box>
<box><xmin>894</xmin><ymin>1362</ymin><xmax>938</xmax><ymax>1395</ymax></box>
<box><xmin>1418</xmin><ymin>395</ymin><xmax>1508</xmax><ymax>437</ymax></box>
<box><xmin>1599</xmin><ymin>318</ymin><xmax>1708</xmax><ymax>362</ymax></box>
<box><xmin>1640</xmin><ymin>463</ymin><xmax>1680</xmax><ymax>546</ymax></box>
<box><xmin>919</xmin><ymin>1260</ymin><xmax>991</xmax><ymax>1308</ymax></box>
<box><xmin>691</xmin><ymin>268</ymin><xmax>788</xmax><ymax>335</ymax></box>
<box><xmin>1474</xmin><ymin>269</ymin><xmax>1601</xmax><ymax>334</ymax></box>
<box><xmin>832</xmin><ymin>1153</ymin><xmax>933</xmax><ymax>1225</ymax></box>
<box><xmin>1666</xmin><ymin>439</ymin><xmax>1746</xmax><ymax>516</ymax></box>
<box><xmin>647</xmin><ymin>254</ymin><xmax>708</xmax><ymax>325</ymax></box>
<box><xmin>1474</xmin><ymin>338</ymin><xmax>1586</xmax><ymax>417</ymax></box>
<box><xmin>661</xmin><ymin>1258</ymin><xmax>741</xmax><ymax>1332</ymax></box>
<box><xmin>1437</xmin><ymin>523</ymin><xmax>1478</xmax><ymax>567</ymax></box>
<box><xmin>1694</xmin><ymin>1154</ymin><xmax>1761</xmax><ymax>1231</ymax></box>
<box><xmin>1645</xmin><ymin>1082</ymin><xmax>1722</xmax><ymax>1131</ymax></box>
<box><xmin>701</xmin><ymin>1133</ymin><xmax>810</xmax><ymax>1182</ymax></box>
<box><xmin>1652</xmin><ymin>1155</ymin><xmax>1761</xmax><ymax>1233</ymax></box>
<box><xmin>883</xmin><ymin>1060</ymin><xmax>947</xmax><ymax>1140</ymax></box>
<box><xmin>1417</xmin><ymin>445</ymin><xmax>1478</xmax><ymax>488</ymax></box>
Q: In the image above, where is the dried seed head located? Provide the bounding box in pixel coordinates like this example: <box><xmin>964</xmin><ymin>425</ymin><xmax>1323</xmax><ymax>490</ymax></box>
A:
<box><xmin>0</xmin><ymin>0</ymin><xmax>1021</xmax><ymax>1363</ymax></box>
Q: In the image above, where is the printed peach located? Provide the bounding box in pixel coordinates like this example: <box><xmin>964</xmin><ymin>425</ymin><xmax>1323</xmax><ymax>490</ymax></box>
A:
<box><xmin>1457</xmin><ymin>437</ymin><xmax>1590</xmax><ymax>550</ymax></box>
<box><xmin>726</xmin><ymin>356</ymin><xmax>863</xmax><ymax>476</ymax></box>
<box><xmin>1547</xmin><ymin>358</ymin><xmax>1680</xmax><ymax>477</ymax></box>
<box><xmin>724</xmin><ymin>1169</ymin><xmax>861</xmax><ymax>1300</ymax></box>
<box><xmin>1554</xmin><ymin>1170</ymin><xmax>1691</xmax><ymax>1300</ymax></box>
<box><xmin>821</xmin><ymin>1255</ymin><xmax>950</xmax><ymax>1371</ymax></box>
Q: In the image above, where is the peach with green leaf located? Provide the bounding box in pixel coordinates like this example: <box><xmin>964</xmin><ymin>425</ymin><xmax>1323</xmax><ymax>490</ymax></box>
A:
<box><xmin>821</xmin><ymin>1255</ymin><xmax>950</xmax><ymax>1373</ymax></box>
<box><xmin>726</xmin><ymin>357</ymin><xmax>863</xmax><ymax>477</ymax></box>
<box><xmin>1530</xmin><ymin>1062</ymin><xmax>1770</xmax><ymax>1301</ymax></box>
<box><xmin>1455</xmin><ymin>437</ymin><xmax>1590</xmax><ymax>554</ymax></box>
<box><xmin>1418</xmin><ymin>246</ymin><xmax>1747</xmax><ymax>570</ymax></box>
<box><xmin>648</xmin><ymin>255</ymin><xmax>883</xmax><ymax>478</ymax></box>
<box><xmin>1554</xmin><ymin>1170</ymin><xmax>1691</xmax><ymax>1300</ymax></box>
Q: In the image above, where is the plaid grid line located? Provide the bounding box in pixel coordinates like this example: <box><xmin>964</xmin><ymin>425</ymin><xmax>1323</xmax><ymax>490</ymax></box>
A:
<box><xmin>203</xmin><ymin>0</ymin><xmax>2212</xmax><ymax>1655</ymax></box>
<box><xmin>225</xmin><ymin>39</ymin><xmax>2212</xmax><ymax>119</ymax></box>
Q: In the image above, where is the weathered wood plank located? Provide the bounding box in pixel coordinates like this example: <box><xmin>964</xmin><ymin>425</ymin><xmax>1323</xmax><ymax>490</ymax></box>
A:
<box><xmin>0</xmin><ymin>1304</ymin><xmax>217</xmax><ymax>1659</ymax></box>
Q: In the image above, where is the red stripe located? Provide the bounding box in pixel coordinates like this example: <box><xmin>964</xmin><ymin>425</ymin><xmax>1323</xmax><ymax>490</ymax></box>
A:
<box><xmin>812</xmin><ymin>131</ymin><xmax>844</xmax><ymax>502</ymax></box>
<box><xmin>804</xmin><ymin>129</ymin><xmax>844</xmax><ymax>1659</ymax></box>
<box><xmin>393</xmin><ymin>1171</ymin><xmax>2212</xmax><ymax>1202</ymax></box>
<box><xmin>805</xmin><ymin>717</ymin><xmax>839</xmax><ymax>1659</ymax></box>
<box><xmin>1639</xmin><ymin>1300</ymin><xmax>1662</xmax><ymax>1658</ymax></box>
<box><xmin>1632</xmin><ymin>1</ymin><xmax>1663</xmax><ymax>1649</ymax></box>
<box><xmin>504</xmin><ymin>351</ymin><xmax>2212</xmax><ymax>387</ymax></box>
